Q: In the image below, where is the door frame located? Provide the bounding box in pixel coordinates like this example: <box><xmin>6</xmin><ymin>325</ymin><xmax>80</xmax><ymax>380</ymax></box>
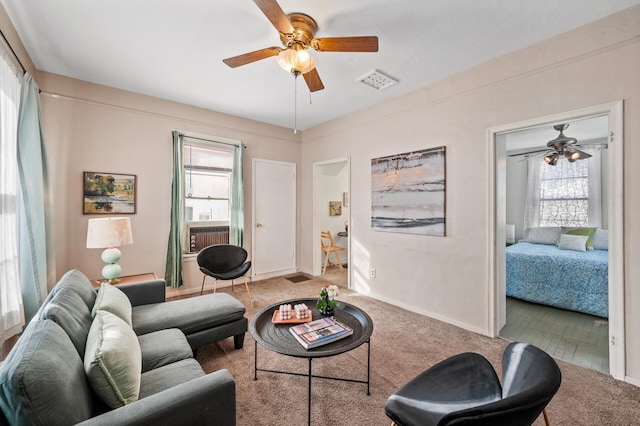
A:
<box><xmin>312</xmin><ymin>157</ymin><xmax>351</xmax><ymax>287</ymax></box>
<box><xmin>251</xmin><ymin>158</ymin><xmax>297</xmax><ymax>279</ymax></box>
<box><xmin>487</xmin><ymin>101</ymin><xmax>625</xmax><ymax>380</ymax></box>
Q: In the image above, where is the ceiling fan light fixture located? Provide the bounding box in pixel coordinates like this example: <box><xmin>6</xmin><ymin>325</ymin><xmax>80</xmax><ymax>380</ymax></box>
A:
<box><xmin>566</xmin><ymin>148</ymin><xmax>592</xmax><ymax>162</ymax></box>
<box><xmin>566</xmin><ymin>150</ymin><xmax>581</xmax><ymax>162</ymax></box>
<box><xmin>544</xmin><ymin>152</ymin><xmax>559</xmax><ymax>165</ymax></box>
<box><xmin>276</xmin><ymin>48</ymin><xmax>316</xmax><ymax>74</ymax></box>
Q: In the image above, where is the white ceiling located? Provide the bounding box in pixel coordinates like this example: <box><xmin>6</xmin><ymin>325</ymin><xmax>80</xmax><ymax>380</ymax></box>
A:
<box><xmin>2</xmin><ymin>0</ymin><xmax>639</xmax><ymax>130</ymax></box>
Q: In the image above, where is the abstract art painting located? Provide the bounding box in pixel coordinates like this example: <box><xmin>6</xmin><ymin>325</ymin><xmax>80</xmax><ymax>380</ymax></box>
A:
<box><xmin>371</xmin><ymin>146</ymin><xmax>446</xmax><ymax>236</ymax></box>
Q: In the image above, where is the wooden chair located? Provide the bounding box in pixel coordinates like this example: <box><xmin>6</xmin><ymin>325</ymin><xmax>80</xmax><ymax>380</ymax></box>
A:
<box><xmin>320</xmin><ymin>231</ymin><xmax>346</xmax><ymax>275</ymax></box>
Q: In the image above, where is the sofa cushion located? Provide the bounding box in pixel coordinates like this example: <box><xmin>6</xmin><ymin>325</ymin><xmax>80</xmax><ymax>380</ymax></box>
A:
<box><xmin>138</xmin><ymin>329</ymin><xmax>193</xmax><ymax>373</ymax></box>
<box><xmin>138</xmin><ymin>358</ymin><xmax>205</xmax><ymax>399</ymax></box>
<box><xmin>43</xmin><ymin>269</ymin><xmax>97</xmax><ymax>311</ymax></box>
<box><xmin>39</xmin><ymin>283</ymin><xmax>94</xmax><ymax>358</ymax></box>
<box><xmin>0</xmin><ymin>320</ymin><xmax>93</xmax><ymax>425</ymax></box>
<box><xmin>84</xmin><ymin>310</ymin><xmax>142</xmax><ymax>408</ymax></box>
<box><xmin>92</xmin><ymin>283</ymin><xmax>133</xmax><ymax>326</ymax></box>
<box><xmin>132</xmin><ymin>292</ymin><xmax>245</xmax><ymax>336</ymax></box>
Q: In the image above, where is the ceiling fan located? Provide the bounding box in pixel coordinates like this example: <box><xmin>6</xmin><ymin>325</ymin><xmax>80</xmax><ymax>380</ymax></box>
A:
<box><xmin>222</xmin><ymin>0</ymin><xmax>379</xmax><ymax>92</ymax></box>
<box><xmin>509</xmin><ymin>124</ymin><xmax>593</xmax><ymax>166</ymax></box>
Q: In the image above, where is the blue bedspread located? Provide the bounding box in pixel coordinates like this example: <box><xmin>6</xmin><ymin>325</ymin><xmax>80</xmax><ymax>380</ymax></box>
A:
<box><xmin>506</xmin><ymin>242</ymin><xmax>608</xmax><ymax>318</ymax></box>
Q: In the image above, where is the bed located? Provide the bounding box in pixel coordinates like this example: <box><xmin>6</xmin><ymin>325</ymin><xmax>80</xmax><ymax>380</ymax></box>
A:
<box><xmin>506</xmin><ymin>242</ymin><xmax>609</xmax><ymax>318</ymax></box>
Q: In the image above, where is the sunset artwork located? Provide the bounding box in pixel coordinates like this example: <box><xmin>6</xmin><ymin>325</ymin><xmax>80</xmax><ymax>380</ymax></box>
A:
<box><xmin>371</xmin><ymin>146</ymin><xmax>446</xmax><ymax>236</ymax></box>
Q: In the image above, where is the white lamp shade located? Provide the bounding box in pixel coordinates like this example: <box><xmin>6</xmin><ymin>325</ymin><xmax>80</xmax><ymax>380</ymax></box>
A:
<box><xmin>276</xmin><ymin>48</ymin><xmax>316</xmax><ymax>74</ymax></box>
<box><xmin>506</xmin><ymin>224</ymin><xmax>515</xmax><ymax>243</ymax></box>
<box><xmin>86</xmin><ymin>217</ymin><xmax>133</xmax><ymax>248</ymax></box>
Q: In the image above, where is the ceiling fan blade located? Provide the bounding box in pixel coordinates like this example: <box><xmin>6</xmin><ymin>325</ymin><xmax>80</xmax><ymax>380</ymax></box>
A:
<box><xmin>303</xmin><ymin>68</ymin><xmax>324</xmax><ymax>92</ymax></box>
<box><xmin>223</xmin><ymin>47</ymin><xmax>282</xmax><ymax>68</ymax></box>
<box><xmin>508</xmin><ymin>148</ymin><xmax>550</xmax><ymax>157</ymax></box>
<box><xmin>253</xmin><ymin>0</ymin><xmax>294</xmax><ymax>34</ymax></box>
<box><xmin>516</xmin><ymin>151</ymin><xmax>550</xmax><ymax>162</ymax></box>
<box><xmin>312</xmin><ymin>36</ymin><xmax>379</xmax><ymax>52</ymax></box>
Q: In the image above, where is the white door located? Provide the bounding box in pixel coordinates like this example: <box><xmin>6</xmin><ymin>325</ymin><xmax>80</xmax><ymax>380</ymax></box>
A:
<box><xmin>252</xmin><ymin>159</ymin><xmax>296</xmax><ymax>276</ymax></box>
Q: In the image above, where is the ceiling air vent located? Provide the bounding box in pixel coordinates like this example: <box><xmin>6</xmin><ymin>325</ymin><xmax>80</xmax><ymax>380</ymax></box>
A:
<box><xmin>358</xmin><ymin>70</ymin><xmax>398</xmax><ymax>90</ymax></box>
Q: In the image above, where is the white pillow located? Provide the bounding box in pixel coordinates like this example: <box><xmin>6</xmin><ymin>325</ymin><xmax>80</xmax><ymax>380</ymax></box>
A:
<box><xmin>593</xmin><ymin>228</ymin><xmax>608</xmax><ymax>250</ymax></box>
<box><xmin>92</xmin><ymin>283</ymin><xmax>132</xmax><ymax>326</ymax></box>
<box><xmin>520</xmin><ymin>227</ymin><xmax>562</xmax><ymax>245</ymax></box>
<box><xmin>84</xmin><ymin>310</ymin><xmax>141</xmax><ymax>408</ymax></box>
<box><xmin>557</xmin><ymin>234</ymin><xmax>589</xmax><ymax>252</ymax></box>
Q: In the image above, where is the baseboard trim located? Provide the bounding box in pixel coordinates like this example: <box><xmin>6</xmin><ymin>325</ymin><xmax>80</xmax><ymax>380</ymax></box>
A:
<box><xmin>625</xmin><ymin>375</ymin><xmax>640</xmax><ymax>387</ymax></box>
<box><xmin>366</xmin><ymin>291</ymin><xmax>489</xmax><ymax>337</ymax></box>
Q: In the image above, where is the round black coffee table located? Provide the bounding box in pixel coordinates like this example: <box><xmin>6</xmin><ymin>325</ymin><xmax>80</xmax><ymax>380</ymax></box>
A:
<box><xmin>250</xmin><ymin>298</ymin><xmax>373</xmax><ymax>425</ymax></box>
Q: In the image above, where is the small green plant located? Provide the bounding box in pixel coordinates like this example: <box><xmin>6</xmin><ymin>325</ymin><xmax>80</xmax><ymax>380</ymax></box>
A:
<box><xmin>317</xmin><ymin>285</ymin><xmax>339</xmax><ymax>313</ymax></box>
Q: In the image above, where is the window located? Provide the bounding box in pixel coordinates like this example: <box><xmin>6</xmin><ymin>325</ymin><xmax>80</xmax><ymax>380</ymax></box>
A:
<box><xmin>184</xmin><ymin>143</ymin><xmax>233</xmax><ymax>224</ymax></box>
<box><xmin>0</xmin><ymin>49</ymin><xmax>24</xmax><ymax>343</ymax></box>
<box><xmin>538</xmin><ymin>159</ymin><xmax>589</xmax><ymax>227</ymax></box>
<box><xmin>183</xmin><ymin>142</ymin><xmax>234</xmax><ymax>252</ymax></box>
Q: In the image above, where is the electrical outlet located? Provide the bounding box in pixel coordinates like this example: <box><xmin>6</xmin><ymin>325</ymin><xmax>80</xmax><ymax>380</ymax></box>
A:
<box><xmin>370</xmin><ymin>268</ymin><xmax>376</xmax><ymax>278</ymax></box>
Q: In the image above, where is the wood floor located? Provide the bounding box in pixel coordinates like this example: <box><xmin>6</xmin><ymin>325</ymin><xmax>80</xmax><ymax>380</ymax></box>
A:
<box><xmin>500</xmin><ymin>297</ymin><xmax>609</xmax><ymax>373</ymax></box>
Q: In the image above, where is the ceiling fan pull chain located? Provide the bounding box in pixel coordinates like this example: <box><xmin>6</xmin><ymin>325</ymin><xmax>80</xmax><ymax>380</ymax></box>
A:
<box><xmin>294</xmin><ymin>72</ymin><xmax>298</xmax><ymax>134</ymax></box>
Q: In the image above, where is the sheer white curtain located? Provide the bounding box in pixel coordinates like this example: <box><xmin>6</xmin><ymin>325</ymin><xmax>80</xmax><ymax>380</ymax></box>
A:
<box><xmin>586</xmin><ymin>149</ymin><xmax>602</xmax><ymax>228</ymax></box>
<box><xmin>523</xmin><ymin>157</ymin><xmax>542</xmax><ymax>232</ymax></box>
<box><xmin>0</xmin><ymin>51</ymin><xmax>24</xmax><ymax>344</ymax></box>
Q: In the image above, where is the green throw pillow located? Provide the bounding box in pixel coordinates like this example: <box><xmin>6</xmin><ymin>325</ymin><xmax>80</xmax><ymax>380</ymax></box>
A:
<box><xmin>564</xmin><ymin>227</ymin><xmax>597</xmax><ymax>250</ymax></box>
<box><xmin>92</xmin><ymin>283</ymin><xmax>133</xmax><ymax>326</ymax></box>
<box><xmin>84</xmin><ymin>310</ymin><xmax>142</xmax><ymax>408</ymax></box>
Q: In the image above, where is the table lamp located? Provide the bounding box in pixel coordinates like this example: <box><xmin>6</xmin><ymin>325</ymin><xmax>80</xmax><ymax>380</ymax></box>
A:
<box><xmin>86</xmin><ymin>217</ymin><xmax>133</xmax><ymax>283</ymax></box>
<box><xmin>506</xmin><ymin>224</ymin><xmax>516</xmax><ymax>244</ymax></box>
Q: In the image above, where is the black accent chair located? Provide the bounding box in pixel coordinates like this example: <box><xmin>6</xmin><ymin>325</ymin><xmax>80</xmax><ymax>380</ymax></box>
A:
<box><xmin>385</xmin><ymin>342</ymin><xmax>561</xmax><ymax>426</ymax></box>
<box><xmin>197</xmin><ymin>244</ymin><xmax>253</xmax><ymax>306</ymax></box>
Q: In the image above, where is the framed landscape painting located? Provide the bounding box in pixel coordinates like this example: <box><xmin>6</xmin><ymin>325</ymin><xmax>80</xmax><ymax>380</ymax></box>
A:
<box><xmin>371</xmin><ymin>146</ymin><xmax>446</xmax><ymax>236</ymax></box>
<box><xmin>83</xmin><ymin>171</ymin><xmax>137</xmax><ymax>214</ymax></box>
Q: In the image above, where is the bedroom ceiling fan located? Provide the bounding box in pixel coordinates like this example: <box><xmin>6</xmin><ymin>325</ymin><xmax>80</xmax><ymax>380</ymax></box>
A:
<box><xmin>222</xmin><ymin>0</ymin><xmax>379</xmax><ymax>93</ymax></box>
<box><xmin>509</xmin><ymin>124</ymin><xmax>593</xmax><ymax>166</ymax></box>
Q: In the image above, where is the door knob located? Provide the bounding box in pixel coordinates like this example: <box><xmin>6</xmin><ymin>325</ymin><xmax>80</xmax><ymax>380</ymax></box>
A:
<box><xmin>256</xmin><ymin>223</ymin><xmax>263</xmax><ymax>228</ymax></box>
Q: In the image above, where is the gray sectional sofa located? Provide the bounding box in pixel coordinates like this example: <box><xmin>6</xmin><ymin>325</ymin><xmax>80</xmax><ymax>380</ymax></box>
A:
<box><xmin>0</xmin><ymin>269</ymin><xmax>248</xmax><ymax>425</ymax></box>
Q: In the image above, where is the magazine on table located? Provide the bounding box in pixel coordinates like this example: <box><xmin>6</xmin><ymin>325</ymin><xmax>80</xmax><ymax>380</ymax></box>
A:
<box><xmin>289</xmin><ymin>316</ymin><xmax>353</xmax><ymax>349</ymax></box>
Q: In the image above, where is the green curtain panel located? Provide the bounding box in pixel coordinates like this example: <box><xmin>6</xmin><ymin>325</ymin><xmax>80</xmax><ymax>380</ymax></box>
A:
<box><xmin>17</xmin><ymin>73</ymin><xmax>55</xmax><ymax>323</ymax></box>
<box><xmin>164</xmin><ymin>131</ymin><xmax>184</xmax><ymax>288</ymax></box>
<box><xmin>230</xmin><ymin>144</ymin><xmax>245</xmax><ymax>247</ymax></box>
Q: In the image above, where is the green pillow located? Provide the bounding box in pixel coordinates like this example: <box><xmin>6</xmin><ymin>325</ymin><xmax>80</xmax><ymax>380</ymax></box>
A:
<box><xmin>564</xmin><ymin>227</ymin><xmax>597</xmax><ymax>250</ymax></box>
<box><xmin>92</xmin><ymin>283</ymin><xmax>132</xmax><ymax>326</ymax></box>
<box><xmin>84</xmin><ymin>310</ymin><xmax>141</xmax><ymax>408</ymax></box>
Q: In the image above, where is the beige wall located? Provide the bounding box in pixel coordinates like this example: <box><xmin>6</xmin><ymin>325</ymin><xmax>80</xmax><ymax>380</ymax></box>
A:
<box><xmin>36</xmin><ymin>72</ymin><xmax>302</xmax><ymax>293</ymax></box>
<box><xmin>300</xmin><ymin>6</ymin><xmax>640</xmax><ymax>382</ymax></box>
<box><xmin>2</xmin><ymin>1</ymin><xmax>638</xmax><ymax>383</ymax></box>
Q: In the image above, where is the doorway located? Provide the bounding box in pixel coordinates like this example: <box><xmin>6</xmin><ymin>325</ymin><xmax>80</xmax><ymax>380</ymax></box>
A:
<box><xmin>252</xmin><ymin>158</ymin><xmax>296</xmax><ymax>278</ymax></box>
<box><xmin>313</xmin><ymin>158</ymin><xmax>350</xmax><ymax>288</ymax></box>
<box><xmin>488</xmin><ymin>101</ymin><xmax>625</xmax><ymax>380</ymax></box>
<box><xmin>499</xmin><ymin>114</ymin><xmax>609</xmax><ymax>373</ymax></box>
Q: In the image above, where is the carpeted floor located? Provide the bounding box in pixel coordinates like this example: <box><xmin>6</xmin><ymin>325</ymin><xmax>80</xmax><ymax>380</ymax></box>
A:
<box><xmin>196</xmin><ymin>276</ymin><xmax>640</xmax><ymax>426</ymax></box>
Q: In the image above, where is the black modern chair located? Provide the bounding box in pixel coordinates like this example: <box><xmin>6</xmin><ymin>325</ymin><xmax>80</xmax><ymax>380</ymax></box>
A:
<box><xmin>385</xmin><ymin>342</ymin><xmax>561</xmax><ymax>426</ymax></box>
<box><xmin>197</xmin><ymin>244</ymin><xmax>253</xmax><ymax>306</ymax></box>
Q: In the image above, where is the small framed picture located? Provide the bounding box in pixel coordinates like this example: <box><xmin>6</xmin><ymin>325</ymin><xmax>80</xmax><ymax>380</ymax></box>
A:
<box><xmin>329</xmin><ymin>201</ymin><xmax>342</xmax><ymax>216</ymax></box>
<box><xmin>83</xmin><ymin>171</ymin><xmax>137</xmax><ymax>214</ymax></box>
